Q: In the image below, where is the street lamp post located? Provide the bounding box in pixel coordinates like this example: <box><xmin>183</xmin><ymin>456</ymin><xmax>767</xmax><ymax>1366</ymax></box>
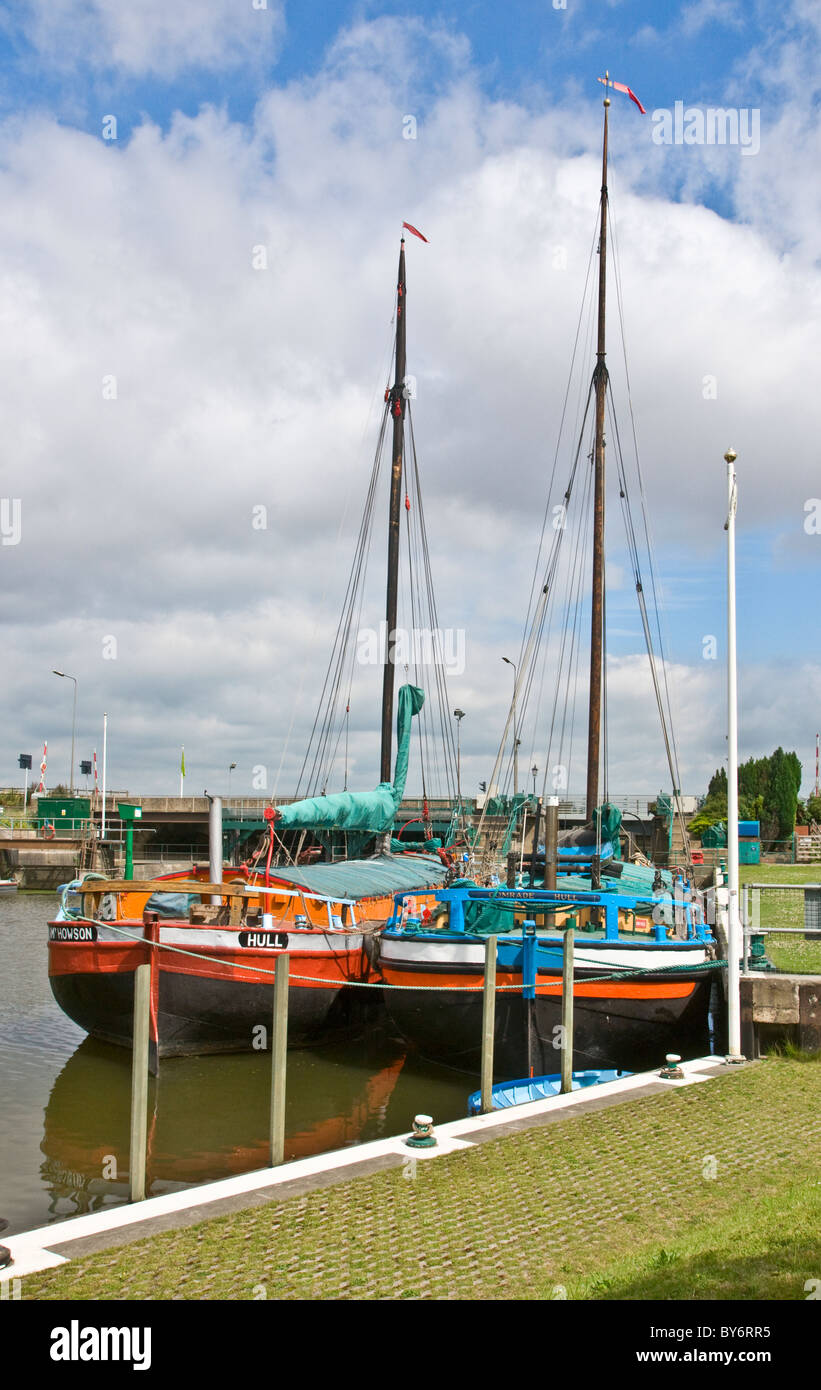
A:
<box><xmin>532</xmin><ymin>764</ymin><xmax>538</xmax><ymax>797</ymax></box>
<box><xmin>228</xmin><ymin>762</ymin><xmax>237</xmax><ymax>797</ymax></box>
<box><xmin>453</xmin><ymin>709</ymin><xmax>466</xmax><ymax>806</ymax></box>
<box><xmin>53</xmin><ymin>670</ymin><xmax>78</xmax><ymax>796</ymax></box>
<box><xmin>502</xmin><ymin>657</ymin><xmax>519</xmax><ymax>797</ymax></box>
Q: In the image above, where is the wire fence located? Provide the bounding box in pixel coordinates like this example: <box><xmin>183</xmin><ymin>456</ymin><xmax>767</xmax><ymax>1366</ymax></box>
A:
<box><xmin>742</xmin><ymin>883</ymin><xmax>821</xmax><ymax>975</ymax></box>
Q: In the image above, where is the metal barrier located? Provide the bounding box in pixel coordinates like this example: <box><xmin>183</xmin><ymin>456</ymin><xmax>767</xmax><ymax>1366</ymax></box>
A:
<box><xmin>741</xmin><ymin>883</ymin><xmax>821</xmax><ymax>974</ymax></box>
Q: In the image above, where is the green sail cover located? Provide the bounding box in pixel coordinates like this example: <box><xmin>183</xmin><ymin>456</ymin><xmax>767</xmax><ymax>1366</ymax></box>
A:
<box><xmin>593</xmin><ymin>802</ymin><xmax>623</xmax><ymax>860</ymax></box>
<box><xmin>390</xmin><ymin>837</ymin><xmax>443</xmax><ymax>853</ymax></box>
<box><xmin>274</xmin><ymin>684</ymin><xmax>425</xmax><ymax>834</ymax></box>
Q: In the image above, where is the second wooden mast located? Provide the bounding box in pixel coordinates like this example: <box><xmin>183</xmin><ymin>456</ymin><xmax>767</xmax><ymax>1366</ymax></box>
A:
<box><xmin>380</xmin><ymin>236</ymin><xmax>408</xmax><ymax>784</ymax></box>
<box><xmin>586</xmin><ymin>85</ymin><xmax>610</xmax><ymax>823</ymax></box>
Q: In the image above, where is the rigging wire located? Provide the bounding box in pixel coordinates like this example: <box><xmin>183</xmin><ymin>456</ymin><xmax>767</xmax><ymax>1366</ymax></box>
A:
<box><xmin>609</xmin><ymin>196</ymin><xmax>691</xmax><ymax>861</ymax></box>
<box><xmin>271</xmin><ymin>308</ymin><xmax>399</xmax><ymax>801</ymax></box>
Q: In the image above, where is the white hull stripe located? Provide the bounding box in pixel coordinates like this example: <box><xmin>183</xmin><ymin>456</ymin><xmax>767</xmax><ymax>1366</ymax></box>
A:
<box><xmin>50</xmin><ymin>923</ymin><xmax>363</xmax><ymax>953</ymax></box>
<box><xmin>380</xmin><ymin>939</ymin><xmax>708</xmax><ymax>971</ymax></box>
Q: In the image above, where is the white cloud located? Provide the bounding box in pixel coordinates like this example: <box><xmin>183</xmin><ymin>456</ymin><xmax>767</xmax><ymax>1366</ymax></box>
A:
<box><xmin>680</xmin><ymin>0</ymin><xmax>745</xmax><ymax>38</ymax></box>
<box><xmin>1</xmin><ymin>13</ymin><xmax>819</xmax><ymax>797</ymax></box>
<box><xmin>16</xmin><ymin>0</ymin><xmax>284</xmax><ymax>78</ymax></box>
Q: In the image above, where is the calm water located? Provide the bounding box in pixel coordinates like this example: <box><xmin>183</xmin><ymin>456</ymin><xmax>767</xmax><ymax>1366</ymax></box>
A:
<box><xmin>0</xmin><ymin>893</ymin><xmax>471</xmax><ymax>1237</ymax></box>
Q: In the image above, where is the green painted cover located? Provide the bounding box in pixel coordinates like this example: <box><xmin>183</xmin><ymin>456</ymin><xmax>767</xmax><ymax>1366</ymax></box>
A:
<box><xmin>274</xmin><ymin>684</ymin><xmax>425</xmax><ymax>834</ymax></box>
<box><xmin>264</xmin><ymin>853</ymin><xmax>448</xmax><ymax>902</ymax></box>
<box><xmin>593</xmin><ymin>802</ymin><xmax>623</xmax><ymax>860</ymax></box>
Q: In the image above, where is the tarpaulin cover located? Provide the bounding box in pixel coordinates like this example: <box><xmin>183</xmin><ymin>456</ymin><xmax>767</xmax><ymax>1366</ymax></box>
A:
<box><xmin>261</xmin><ymin>853</ymin><xmax>448</xmax><ymax>902</ymax></box>
<box><xmin>273</xmin><ymin>684</ymin><xmax>425</xmax><ymax>834</ymax></box>
<box><xmin>390</xmin><ymin>837</ymin><xmax>443</xmax><ymax>853</ymax></box>
<box><xmin>593</xmin><ymin>802</ymin><xmax>623</xmax><ymax>860</ymax></box>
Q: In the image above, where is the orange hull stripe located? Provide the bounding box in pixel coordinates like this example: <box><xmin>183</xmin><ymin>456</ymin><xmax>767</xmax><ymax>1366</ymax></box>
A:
<box><xmin>379</xmin><ymin>968</ymin><xmax>696</xmax><ymax>1000</ymax></box>
<box><xmin>48</xmin><ymin>943</ymin><xmax>368</xmax><ymax>987</ymax></box>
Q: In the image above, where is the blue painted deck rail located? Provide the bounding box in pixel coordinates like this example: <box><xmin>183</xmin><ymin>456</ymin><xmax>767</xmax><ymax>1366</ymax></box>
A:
<box><xmin>388</xmin><ymin>882</ymin><xmax>714</xmax><ymax>945</ymax></box>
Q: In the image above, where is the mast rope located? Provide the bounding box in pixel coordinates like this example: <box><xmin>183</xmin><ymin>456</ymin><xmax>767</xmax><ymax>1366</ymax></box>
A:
<box><xmin>609</xmin><ymin>196</ymin><xmax>691</xmax><ymax>864</ymax></box>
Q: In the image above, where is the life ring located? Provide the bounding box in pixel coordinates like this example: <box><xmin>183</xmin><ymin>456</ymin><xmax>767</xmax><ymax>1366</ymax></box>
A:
<box><xmin>41</xmin><ymin>821</ymin><xmax>56</xmax><ymax>840</ymax></box>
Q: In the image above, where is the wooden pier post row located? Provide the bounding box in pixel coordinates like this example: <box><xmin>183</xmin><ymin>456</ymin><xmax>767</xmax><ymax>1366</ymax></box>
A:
<box><xmin>269</xmin><ymin>952</ymin><xmax>290</xmax><ymax>1167</ymax></box>
<box><xmin>129</xmin><ymin>964</ymin><xmax>151</xmax><ymax>1202</ymax></box>
<box><xmin>560</xmin><ymin>926</ymin><xmax>575</xmax><ymax>1094</ymax></box>
<box><xmin>480</xmin><ymin>936</ymin><xmax>498</xmax><ymax>1114</ymax></box>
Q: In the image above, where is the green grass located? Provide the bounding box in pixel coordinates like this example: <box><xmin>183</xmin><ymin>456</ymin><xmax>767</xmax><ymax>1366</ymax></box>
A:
<box><xmin>740</xmin><ymin>864</ymin><xmax>821</xmax><ymax>885</ymax></box>
<box><xmin>565</xmin><ymin>1181</ymin><xmax>821</xmax><ymax>1300</ymax></box>
<box><xmin>765</xmin><ymin>1039</ymin><xmax>821</xmax><ymax>1063</ymax></box>
<box><xmin>18</xmin><ymin>1058</ymin><xmax>821</xmax><ymax>1302</ymax></box>
<box><xmin>739</xmin><ymin>865</ymin><xmax>821</xmax><ymax>973</ymax></box>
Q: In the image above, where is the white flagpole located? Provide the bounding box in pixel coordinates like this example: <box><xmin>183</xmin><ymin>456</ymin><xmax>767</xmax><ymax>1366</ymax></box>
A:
<box><xmin>725</xmin><ymin>448</ymin><xmax>743</xmax><ymax>1060</ymax></box>
<box><xmin>101</xmin><ymin>713</ymin><xmax>108</xmax><ymax>841</ymax></box>
<box><xmin>180</xmin><ymin>746</ymin><xmax>184</xmax><ymax>799</ymax></box>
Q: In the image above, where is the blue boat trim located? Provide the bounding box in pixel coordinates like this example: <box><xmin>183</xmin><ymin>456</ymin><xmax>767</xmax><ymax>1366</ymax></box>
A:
<box><xmin>385</xmin><ymin>881</ymin><xmax>715</xmax><ymax>946</ymax></box>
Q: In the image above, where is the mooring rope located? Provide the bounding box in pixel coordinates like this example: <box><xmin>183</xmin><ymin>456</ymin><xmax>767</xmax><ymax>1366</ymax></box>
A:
<box><xmin>53</xmin><ymin>912</ymin><xmax>725</xmax><ymax>993</ymax></box>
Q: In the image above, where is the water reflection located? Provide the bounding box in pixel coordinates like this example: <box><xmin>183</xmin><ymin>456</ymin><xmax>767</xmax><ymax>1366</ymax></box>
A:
<box><xmin>39</xmin><ymin>1031</ymin><xmax>470</xmax><ymax>1217</ymax></box>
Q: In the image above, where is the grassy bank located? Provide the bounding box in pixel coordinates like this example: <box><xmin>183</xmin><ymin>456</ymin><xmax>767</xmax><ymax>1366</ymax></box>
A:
<box><xmin>20</xmin><ymin>1058</ymin><xmax>821</xmax><ymax>1302</ymax></box>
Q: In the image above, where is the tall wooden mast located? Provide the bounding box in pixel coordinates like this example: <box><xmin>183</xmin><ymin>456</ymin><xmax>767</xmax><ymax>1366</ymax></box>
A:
<box><xmin>585</xmin><ymin>83</ymin><xmax>610</xmax><ymax>822</ymax></box>
<box><xmin>380</xmin><ymin>237</ymin><xmax>407</xmax><ymax>783</ymax></box>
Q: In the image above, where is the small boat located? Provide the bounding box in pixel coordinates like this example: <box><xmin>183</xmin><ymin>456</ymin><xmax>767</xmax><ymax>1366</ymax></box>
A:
<box><xmin>468</xmin><ymin>1067</ymin><xmax>631</xmax><ymax>1114</ymax></box>
<box><xmin>0</xmin><ymin>879</ymin><xmax>18</xmax><ymax>896</ymax></box>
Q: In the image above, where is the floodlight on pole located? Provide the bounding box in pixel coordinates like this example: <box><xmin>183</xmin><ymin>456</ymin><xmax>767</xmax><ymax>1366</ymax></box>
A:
<box><xmin>502</xmin><ymin>657</ymin><xmax>519</xmax><ymax>797</ymax></box>
<box><xmin>53</xmin><ymin>670</ymin><xmax>78</xmax><ymax>796</ymax></box>
<box><xmin>453</xmin><ymin>709</ymin><xmax>466</xmax><ymax>806</ymax></box>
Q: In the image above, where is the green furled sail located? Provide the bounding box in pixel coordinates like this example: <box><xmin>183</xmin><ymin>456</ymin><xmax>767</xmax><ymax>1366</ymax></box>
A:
<box><xmin>274</xmin><ymin>684</ymin><xmax>425</xmax><ymax>834</ymax></box>
<box><xmin>593</xmin><ymin>801</ymin><xmax>623</xmax><ymax>860</ymax></box>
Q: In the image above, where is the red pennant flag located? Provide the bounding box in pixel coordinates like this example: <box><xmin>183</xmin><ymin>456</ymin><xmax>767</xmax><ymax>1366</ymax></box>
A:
<box><xmin>402</xmin><ymin>221</ymin><xmax>429</xmax><ymax>243</ymax></box>
<box><xmin>597</xmin><ymin>76</ymin><xmax>647</xmax><ymax>115</ymax></box>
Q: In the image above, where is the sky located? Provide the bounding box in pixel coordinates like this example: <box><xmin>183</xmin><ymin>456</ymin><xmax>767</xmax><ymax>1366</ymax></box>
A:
<box><xmin>0</xmin><ymin>0</ymin><xmax>819</xmax><ymax>804</ymax></box>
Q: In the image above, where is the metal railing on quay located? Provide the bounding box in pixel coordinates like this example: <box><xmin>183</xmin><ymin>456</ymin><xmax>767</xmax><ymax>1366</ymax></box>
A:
<box><xmin>741</xmin><ymin>882</ymin><xmax>821</xmax><ymax>974</ymax></box>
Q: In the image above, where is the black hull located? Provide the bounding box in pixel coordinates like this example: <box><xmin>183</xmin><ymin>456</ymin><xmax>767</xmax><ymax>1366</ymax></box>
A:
<box><xmin>384</xmin><ymin>976</ymin><xmax>713</xmax><ymax>1076</ymax></box>
<box><xmin>50</xmin><ymin>971</ymin><xmax>382</xmax><ymax>1059</ymax></box>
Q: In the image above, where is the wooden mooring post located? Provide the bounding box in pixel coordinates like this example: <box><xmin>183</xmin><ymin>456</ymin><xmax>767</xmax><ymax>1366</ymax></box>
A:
<box><xmin>129</xmin><ymin>963</ymin><xmax>151</xmax><ymax>1202</ymax></box>
<box><xmin>269</xmin><ymin>952</ymin><xmax>290</xmax><ymax>1166</ymax></box>
<box><xmin>480</xmin><ymin>935</ymin><xmax>498</xmax><ymax>1113</ymax></box>
<box><xmin>560</xmin><ymin>926</ymin><xmax>575</xmax><ymax>1094</ymax></box>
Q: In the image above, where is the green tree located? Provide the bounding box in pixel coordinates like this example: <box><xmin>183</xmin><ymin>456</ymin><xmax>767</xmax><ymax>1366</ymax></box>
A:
<box><xmin>692</xmin><ymin>751</ymin><xmax>801</xmax><ymax>841</ymax></box>
<box><xmin>769</xmin><ymin>747</ymin><xmax>802</xmax><ymax>839</ymax></box>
